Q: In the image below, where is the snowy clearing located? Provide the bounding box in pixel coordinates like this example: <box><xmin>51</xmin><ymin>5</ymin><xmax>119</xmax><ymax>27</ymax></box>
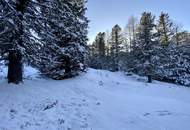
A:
<box><xmin>0</xmin><ymin>68</ymin><xmax>190</xmax><ymax>130</ymax></box>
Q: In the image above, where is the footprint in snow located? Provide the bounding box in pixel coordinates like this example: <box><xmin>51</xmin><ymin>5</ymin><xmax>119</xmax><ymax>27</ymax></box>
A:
<box><xmin>156</xmin><ymin>110</ymin><xmax>172</xmax><ymax>116</ymax></box>
<box><xmin>98</xmin><ymin>81</ymin><xmax>104</xmax><ymax>86</ymax></box>
<box><xmin>143</xmin><ymin>111</ymin><xmax>172</xmax><ymax>117</ymax></box>
<box><xmin>95</xmin><ymin>102</ymin><xmax>101</xmax><ymax>106</ymax></box>
<box><xmin>143</xmin><ymin>113</ymin><xmax>151</xmax><ymax>117</ymax></box>
<box><xmin>116</xmin><ymin>82</ymin><xmax>120</xmax><ymax>85</ymax></box>
<box><xmin>9</xmin><ymin>109</ymin><xmax>18</xmax><ymax>119</ymax></box>
<box><xmin>105</xmin><ymin>74</ymin><xmax>109</xmax><ymax>77</ymax></box>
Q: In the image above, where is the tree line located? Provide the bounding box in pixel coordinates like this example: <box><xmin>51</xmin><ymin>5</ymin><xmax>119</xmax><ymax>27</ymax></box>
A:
<box><xmin>89</xmin><ymin>12</ymin><xmax>190</xmax><ymax>86</ymax></box>
<box><xmin>0</xmin><ymin>0</ymin><xmax>88</xmax><ymax>84</ymax></box>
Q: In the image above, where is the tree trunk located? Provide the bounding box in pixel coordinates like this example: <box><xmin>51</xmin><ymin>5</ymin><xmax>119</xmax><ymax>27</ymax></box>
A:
<box><xmin>8</xmin><ymin>50</ymin><xmax>23</xmax><ymax>84</ymax></box>
<box><xmin>7</xmin><ymin>0</ymin><xmax>28</xmax><ymax>84</ymax></box>
<box><xmin>147</xmin><ymin>75</ymin><xmax>152</xmax><ymax>83</ymax></box>
<box><xmin>64</xmin><ymin>56</ymin><xmax>71</xmax><ymax>79</ymax></box>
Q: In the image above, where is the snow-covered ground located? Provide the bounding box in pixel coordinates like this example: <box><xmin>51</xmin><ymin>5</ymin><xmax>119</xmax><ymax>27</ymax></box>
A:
<box><xmin>0</xmin><ymin>68</ymin><xmax>190</xmax><ymax>130</ymax></box>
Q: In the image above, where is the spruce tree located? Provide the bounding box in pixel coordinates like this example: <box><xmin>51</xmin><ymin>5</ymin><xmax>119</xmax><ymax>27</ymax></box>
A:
<box><xmin>36</xmin><ymin>0</ymin><xmax>88</xmax><ymax>79</ymax></box>
<box><xmin>157</xmin><ymin>12</ymin><xmax>174</xmax><ymax>46</ymax></box>
<box><xmin>89</xmin><ymin>32</ymin><xmax>106</xmax><ymax>69</ymax></box>
<box><xmin>110</xmin><ymin>24</ymin><xmax>123</xmax><ymax>71</ymax></box>
<box><xmin>0</xmin><ymin>0</ymin><xmax>29</xmax><ymax>84</ymax></box>
<box><xmin>135</xmin><ymin>12</ymin><xmax>156</xmax><ymax>83</ymax></box>
<box><xmin>0</xmin><ymin>0</ymin><xmax>51</xmax><ymax>83</ymax></box>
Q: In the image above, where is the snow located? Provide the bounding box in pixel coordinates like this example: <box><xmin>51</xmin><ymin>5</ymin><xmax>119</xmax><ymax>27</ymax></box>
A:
<box><xmin>0</xmin><ymin>68</ymin><xmax>190</xmax><ymax>130</ymax></box>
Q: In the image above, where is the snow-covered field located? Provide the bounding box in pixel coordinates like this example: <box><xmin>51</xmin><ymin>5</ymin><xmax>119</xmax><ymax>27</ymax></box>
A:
<box><xmin>0</xmin><ymin>68</ymin><xmax>190</xmax><ymax>130</ymax></box>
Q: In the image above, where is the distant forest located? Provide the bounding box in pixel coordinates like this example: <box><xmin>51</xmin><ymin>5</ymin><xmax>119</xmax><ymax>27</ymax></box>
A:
<box><xmin>89</xmin><ymin>12</ymin><xmax>190</xmax><ymax>86</ymax></box>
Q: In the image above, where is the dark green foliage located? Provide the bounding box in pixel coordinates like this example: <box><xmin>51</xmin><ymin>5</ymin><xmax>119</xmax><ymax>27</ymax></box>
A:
<box><xmin>89</xmin><ymin>32</ymin><xmax>106</xmax><ymax>69</ymax></box>
<box><xmin>36</xmin><ymin>0</ymin><xmax>88</xmax><ymax>79</ymax></box>
<box><xmin>130</xmin><ymin>12</ymin><xmax>156</xmax><ymax>82</ymax></box>
<box><xmin>0</xmin><ymin>0</ymin><xmax>89</xmax><ymax>82</ymax></box>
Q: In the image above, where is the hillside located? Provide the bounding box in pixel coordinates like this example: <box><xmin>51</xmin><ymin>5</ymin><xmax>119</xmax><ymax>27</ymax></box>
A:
<box><xmin>0</xmin><ymin>68</ymin><xmax>190</xmax><ymax>130</ymax></box>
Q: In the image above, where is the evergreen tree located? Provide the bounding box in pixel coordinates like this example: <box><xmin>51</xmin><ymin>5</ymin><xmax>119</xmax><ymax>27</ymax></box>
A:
<box><xmin>157</xmin><ymin>12</ymin><xmax>174</xmax><ymax>46</ymax></box>
<box><xmin>0</xmin><ymin>0</ymin><xmax>30</xmax><ymax>84</ymax></box>
<box><xmin>110</xmin><ymin>24</ymin><xmax>123</xmax><ymax>71</ymax></box>
<box><xmin>36</xmin><ymin>0</ymin><xmax>88</xmax><ymax>79</ymax></box>
<box><xmin>89</xmin><ymin>32</ymin><xmax>106</xmax><ymax>69</ymax></box>
<box><xmin>0</xmin><ymin>0</ymin><xmax>88</xmax><ymax>82</ymax></box>
<box><xmin>88</xmin><ymin>43</ymin><xmax>98</xmax><ymax>69</ymax></box>
<box><xmin>93</xmin><ymin>32</ymin><xmax>106</xmax><ymax>58</ymax></box>
<box><xmin>134</xmin><ymin>12</ymin><xmax>156</xmax><ymax>83</ymax></box>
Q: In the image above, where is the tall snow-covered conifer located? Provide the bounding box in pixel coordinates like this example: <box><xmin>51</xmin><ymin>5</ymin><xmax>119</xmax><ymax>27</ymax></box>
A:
<box><xmin>135</xmin><ymin>12</ymin><xmax>156</xmax><ymax>83</ymax></box>
<box><xmin>36</xmin><ymin>0</ymin><xmax>88</xmax><ymax>79</ymax></box>
<box><xmin>110</xmin><ymin>24</ymin><xmax>123</xmax><ymax>71</ymax></box>
<box><xmin>157</xmin><ymin>12</ymin><xmax>174</xmax><ymax>46</ymax></box>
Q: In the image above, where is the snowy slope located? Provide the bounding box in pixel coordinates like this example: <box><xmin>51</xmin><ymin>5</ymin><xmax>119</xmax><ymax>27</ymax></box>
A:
<box><xmin>0</xmin><ymin>68</ymin><xmax>190</xmax><ymax>130</ymax></box>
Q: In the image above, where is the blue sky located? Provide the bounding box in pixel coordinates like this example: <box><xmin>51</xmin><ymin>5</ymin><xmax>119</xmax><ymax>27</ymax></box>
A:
<box><xmin>86</xmin><ymin>0</ymin><xmax>190</xmax><ymax>43</ymax></box>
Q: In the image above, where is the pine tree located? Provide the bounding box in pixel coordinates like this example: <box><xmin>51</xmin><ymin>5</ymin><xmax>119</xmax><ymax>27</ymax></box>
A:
<box><xmin>157</xmin><ymin>12</ymin><xmax>174</xmax><ymax>46</ymax></box>
<box><xmin>89</xmin><ymin>32</ymin><xmax>106</xmax><ymax>69</ymax></box>
<box><xmin>88</xmin><ymin>43</ymin><xmax>98</xmax><ymax>69</ymax></box>
<box><xmin>110</xmin><ymin>24</ymin><xmax>123</xmax><ymax>71</ymax></box>
<box><xmin>0</xmin><ymin>0</ymin><xmax>30</xmax><ymax>84</ymax></box>
<box><xmin>36</xmin><ymin>0</ymin><xmax>88</xmax><ymax>79</ymax></box>
<box><xmin>0</xmin><ymin>0</ymin><xmax>88</xmax><ymax>81</ymax></box>
<box><xmin>135</xmin><ymin>12</ymin><xmax>156</xmax><ymax>83</ymax></box>
<box><xmin>97</xmin><ymin>32</ymin><xmax>106</xmax><ymax>58</ymax></box>
<box><xmin>0</xmin><ymin>0</ymin><xmax>51</xmax><ymax>83</ymax></box>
